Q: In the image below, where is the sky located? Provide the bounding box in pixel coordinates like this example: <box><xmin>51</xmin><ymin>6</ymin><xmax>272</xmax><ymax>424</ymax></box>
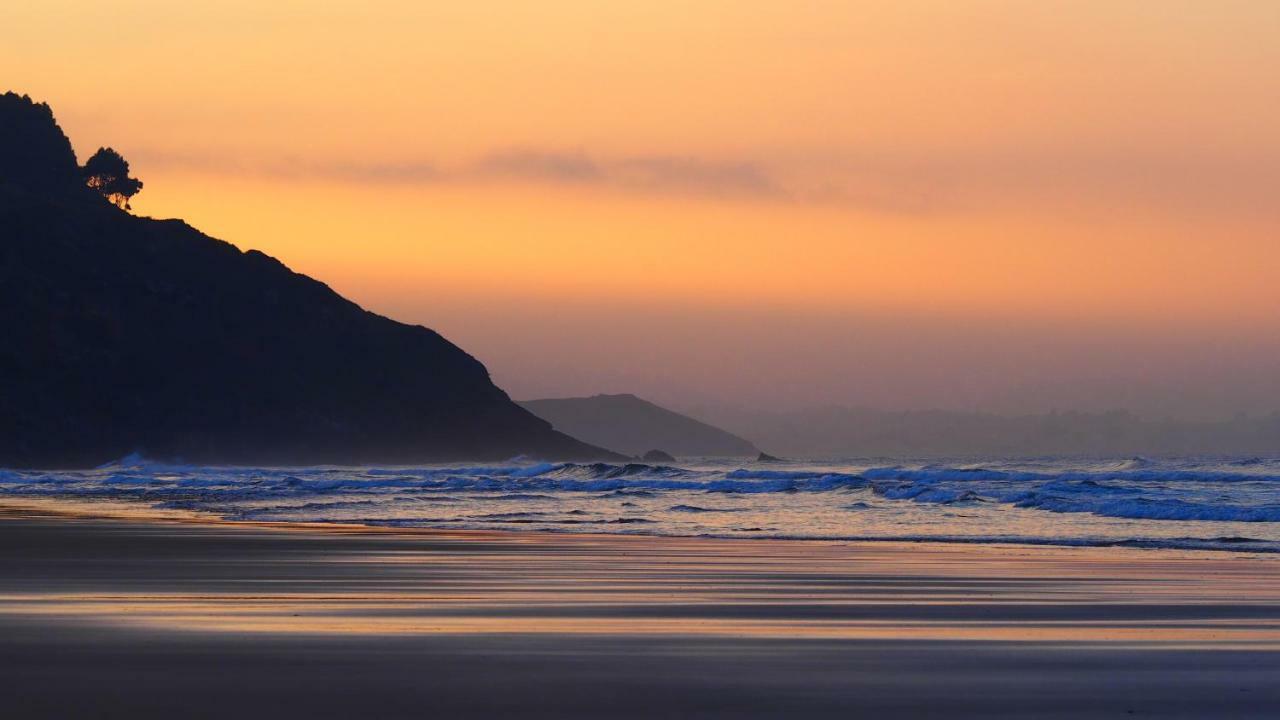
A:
<box><xmin>5</xmin><ymin>1</ymin><xmax>1279</xmax><ymax>418</ymax></box>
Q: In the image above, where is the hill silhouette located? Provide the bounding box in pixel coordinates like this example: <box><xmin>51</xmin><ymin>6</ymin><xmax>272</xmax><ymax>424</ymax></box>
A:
<box><xmin>0</xmin><ymin>92</ymin><xmax>617</xmax><ymax>467</ymax></box>
<box><xmin>520</xmin><ymin>394</ymin><xmax>759</xmax><ymax>458</ymax></box>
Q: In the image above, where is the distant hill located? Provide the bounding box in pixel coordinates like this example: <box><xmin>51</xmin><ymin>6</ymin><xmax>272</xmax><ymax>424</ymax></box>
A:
<box><xmin>520</xmin><ymin>394</ymin><xmax>759</xmax><ymax>458</ymax></box>
<box><xmin>0</xmin><ymin>92</ymin><xmax>618</xmax><ymax>467</ymax></box>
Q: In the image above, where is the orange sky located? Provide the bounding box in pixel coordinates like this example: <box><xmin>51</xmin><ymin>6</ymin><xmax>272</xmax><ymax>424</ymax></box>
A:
<box><xmin>5</xmin><ymin>1</ymin><xmax>1279</xmax><ymax>416</ymax></box>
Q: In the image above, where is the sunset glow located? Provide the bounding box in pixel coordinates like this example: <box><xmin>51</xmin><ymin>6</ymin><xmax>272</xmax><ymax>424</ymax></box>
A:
<box><xmin>8</xmin><ymin>0</ymin><xmax>1278</xmax><ymax>414</ymax></box>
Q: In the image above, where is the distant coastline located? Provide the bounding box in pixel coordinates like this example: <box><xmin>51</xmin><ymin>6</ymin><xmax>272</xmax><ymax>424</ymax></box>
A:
<box><xmin>689</xmin><ymin>405</ymin><xmax>1280</xmax><ymax>459</ymax></box>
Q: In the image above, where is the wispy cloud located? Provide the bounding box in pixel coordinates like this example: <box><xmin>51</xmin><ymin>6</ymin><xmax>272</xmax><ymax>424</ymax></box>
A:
<box><xmin>472</xmin><ymin>150</ymin><xmax>783</xmax><ymax>199</ymax></box>
<box><xmin>132</xmin><ymin>147</ymin><xmax>788</xmax><ymax>203</ymax></box>
<box><xmin>130</xmin><ymin>144</ymin><xmax>1280</xmax><ymax>219</ymax></box>
<box><xmin>612</xmin><ymin>156</ymin><xmax>780</xmax><ymax>198</ymax></box>
<box><xmin>474</xmin><ymin>150</ymin><xmax>602</xmax><ymax>182</ymax></box>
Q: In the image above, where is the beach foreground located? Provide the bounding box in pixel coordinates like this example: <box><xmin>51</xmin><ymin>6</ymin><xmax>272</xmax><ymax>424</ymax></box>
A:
<box><xmin>2</xmin><ymin>507</ymin><xmax>1279</xmax><ymax>718</ymax></box>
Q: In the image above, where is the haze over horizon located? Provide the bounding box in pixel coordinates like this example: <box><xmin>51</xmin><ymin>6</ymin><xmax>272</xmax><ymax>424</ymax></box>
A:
<box><xmin>8</xmin><ymin>1</ymin><xmax>1278</xmax><ymax>419</ymax></box>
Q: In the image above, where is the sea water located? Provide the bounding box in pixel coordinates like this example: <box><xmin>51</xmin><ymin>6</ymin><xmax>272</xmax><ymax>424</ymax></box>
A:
<box><xmin>4</xmin><ymin>455</ymin><xmax>1280</xmax><ymax>552</ymax></box>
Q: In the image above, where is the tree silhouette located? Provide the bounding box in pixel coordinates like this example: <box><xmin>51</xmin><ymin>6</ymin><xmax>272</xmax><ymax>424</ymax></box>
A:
<box><xmin>82</xmin><ymin>147</ymin><xmax>143</xmax><ymax>209</ymax></box>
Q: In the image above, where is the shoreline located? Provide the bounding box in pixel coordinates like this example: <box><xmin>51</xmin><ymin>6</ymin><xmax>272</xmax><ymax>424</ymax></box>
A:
<box><xmin>3</xmin><ymin>500</ymin><xmax>1280</xmax><ymax>717</ymax></box>
<box><xmin>1</xmin><ymin>495</ymin><xmax>1275</xmax><ymax>557</ymax></box>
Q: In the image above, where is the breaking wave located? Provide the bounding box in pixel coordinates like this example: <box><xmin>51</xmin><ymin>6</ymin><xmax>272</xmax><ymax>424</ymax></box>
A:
<box><xmin>2</xmin><ymin>455</ymin><xmax>1279</xmax><ymax>552</ymax></box>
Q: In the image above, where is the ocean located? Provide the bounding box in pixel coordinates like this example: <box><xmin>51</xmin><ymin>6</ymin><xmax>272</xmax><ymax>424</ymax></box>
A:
<box><xmin>4</xmin><ymin>455</ymin><xmax>1280</xmax><ymax>553</ymax></box>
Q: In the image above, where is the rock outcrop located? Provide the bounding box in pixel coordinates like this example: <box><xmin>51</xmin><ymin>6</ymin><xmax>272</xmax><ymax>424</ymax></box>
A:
<box><xmin>0</xmin><ymin>92</ymin><xmax>618</xmax><ymax>467</ymax></box>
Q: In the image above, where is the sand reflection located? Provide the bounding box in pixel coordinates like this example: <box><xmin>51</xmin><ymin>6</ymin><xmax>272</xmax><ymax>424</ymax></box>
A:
<box><xmin>2</xmin><ymin>513</ymin><xmax>1279</xmax><ymax>648</ymax></box>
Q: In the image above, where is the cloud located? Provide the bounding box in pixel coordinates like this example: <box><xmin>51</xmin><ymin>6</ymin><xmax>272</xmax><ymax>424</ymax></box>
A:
<box><xmin>471</xmin><ymin>150</ymin><xmax>784</xmax><ymax>199</ymax></box>
<box><xmin>134</xmin><ymin>147</ymin><xmax>788</xmax><ymax>202</ymax></box>
<box><xmin>612</xmin><ymin>156</ymin><xmax>781</xmax><ymax>198</ymax></box>
<box><xmin>129</xmin><ymin>144</ymin><xmax>1280</xmax><ymax>219</ymax></box>
<box><xmin>474</xmin><ymin>150</ymin><xmax>601</xmax><ymax>182</ymax></box>
<box><xmin>323</xmin><ymin>161</ymin><xmax>441</xmax><ymax>183</ymax></box>
<box><xmin>130</xmin><ymin>150</ymin><xmax>441</xmax><ymax>184</ymax></box>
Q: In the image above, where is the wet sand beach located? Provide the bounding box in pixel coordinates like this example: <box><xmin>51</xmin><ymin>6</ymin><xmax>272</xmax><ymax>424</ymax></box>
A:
<box><xmin>2</xmin><ymin>505</ymin><xmax>1279</xmax><ymax>718</ymax></box>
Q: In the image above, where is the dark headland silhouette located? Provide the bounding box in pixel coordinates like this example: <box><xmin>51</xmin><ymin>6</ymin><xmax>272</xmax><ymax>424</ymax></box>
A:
<box><xmin>520</xmin><ymin>394</ymin><xmax>759</xmax><ymax>458</ymax></box>
<box><xmin>0</xmin><ymin>92</ymin><xmax>619</xmax><ymax>467</ymax></box>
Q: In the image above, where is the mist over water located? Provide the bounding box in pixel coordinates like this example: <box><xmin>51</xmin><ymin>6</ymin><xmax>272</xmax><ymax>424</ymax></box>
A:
<box><xmin>415</xmin><ymin>300</ymin><xmax>1280</xmax><ymax>423</ymax></box>
<box><xmin>4</xmin><ymin>455</ymin><xmax>1279</xmax><ymax>553</ymax></box>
